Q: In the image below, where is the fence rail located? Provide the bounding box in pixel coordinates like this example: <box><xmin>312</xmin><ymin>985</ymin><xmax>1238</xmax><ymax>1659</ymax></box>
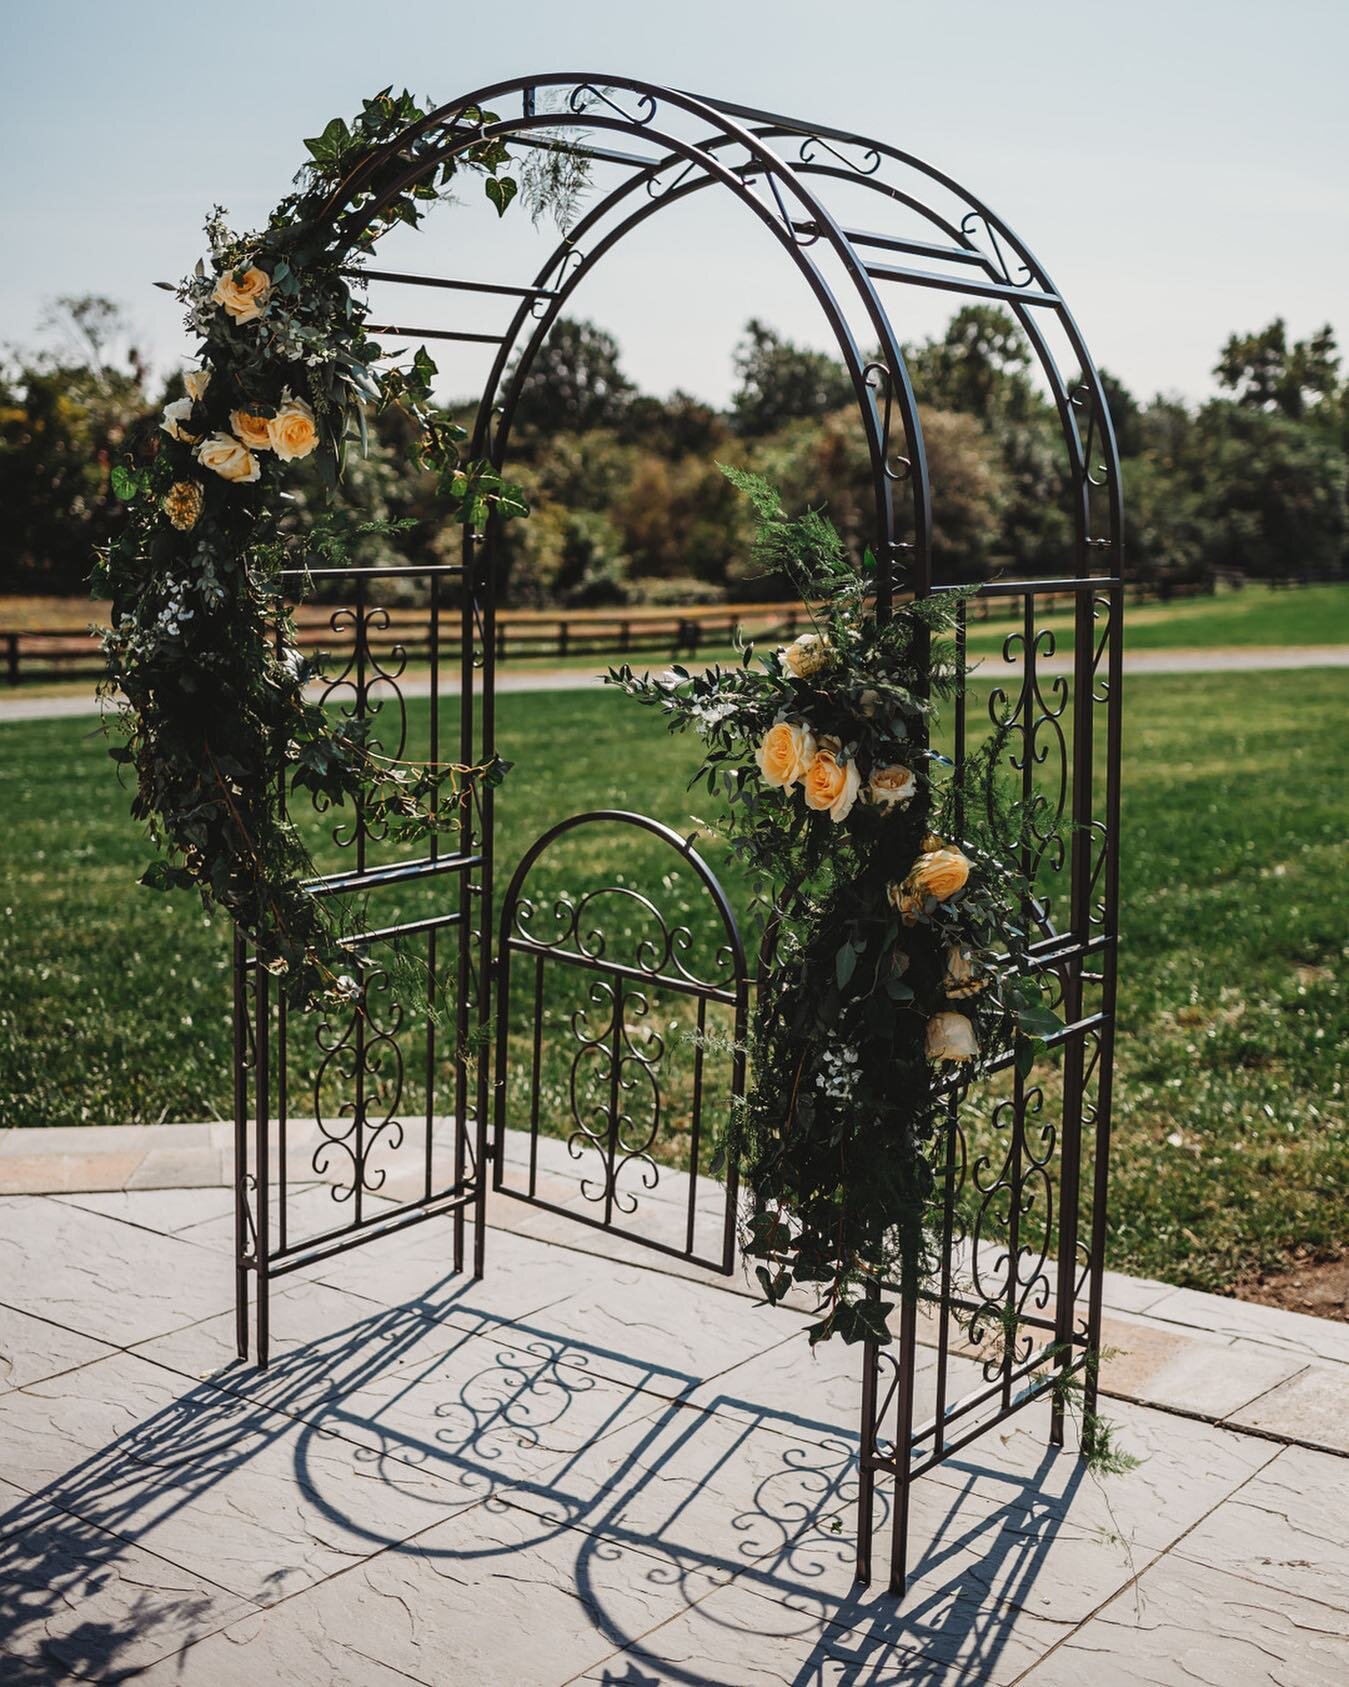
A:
<box><xmin>2</xmin><ymin>578</ymin><xmax>1220</xmax><ymax>687</ymax></box>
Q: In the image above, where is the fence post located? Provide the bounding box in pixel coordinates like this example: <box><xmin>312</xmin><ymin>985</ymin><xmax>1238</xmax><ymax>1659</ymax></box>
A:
<box><xmin>4</xmin><ymin>633</ymin><xmax>18</xmax><ymax>686</ymax></box>
<box><xmin>557</xmin><ymin>619</ymin><xmax>569</xmax><ymax>660</ymax></box>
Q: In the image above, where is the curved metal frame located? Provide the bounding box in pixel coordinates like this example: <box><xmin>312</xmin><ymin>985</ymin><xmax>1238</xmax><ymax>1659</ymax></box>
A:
<box><xmin>234</xmin><ymin>72</ymin><xmax>1125</xmax><ymax>1603</ymax></box>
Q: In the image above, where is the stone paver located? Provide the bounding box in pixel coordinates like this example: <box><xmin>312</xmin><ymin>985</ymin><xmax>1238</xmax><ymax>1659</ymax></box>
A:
<box><xmin>1</xmin><ymin>1144</ymin><xmax>1346</xmax><ymax>1683</ymax></box>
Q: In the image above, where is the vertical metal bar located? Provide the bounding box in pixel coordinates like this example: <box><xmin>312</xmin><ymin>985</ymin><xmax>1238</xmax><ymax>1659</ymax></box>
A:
<box><xmin>425</xmin><ymin>570</ymin><xmax>441</xmax><ymax>1202</ymax></box>
<box><xmin>528</xmin><ymin>951</ymin><xmax>544</xmax><ymax>1198</ymax></box>
<box><xmin>854</xmin><ymin>1279</ymin><xmax>880</xmax><ymax>1585</ymax></box>
<box><xmin>932</xmin><ymin>1096</ymin><xmax>958</xmax><ymax>1456</ymax></box>
<box><xmin>953</xmin><ymin>598</ymin><xmax>967</xmax><ymax>843</ymax></box>
<box><xmin>887</xmin><ymin>1293</ymin><xmax>918</xmax><ymax>1599</ymax></box>
<box><xmin>233</xmin><ymin>931</ymin><xmax>249</xmax><ymax>1360</ymax></box>
<box><xmin>1084</xmin><ymin>584</ymin><xmax>1125</xmax><ymax>1423</ymax></box>
<box><xmin>253</xmin><ymin>963</ymin><xmax>270</xmax><ymax>1371</ymax></box>
<box><xmin>685</xmin><ymin>995</ymin><xmax>707</xmax><ymax>1257</ymax></box>
<box><xmin>722</xmin><ymin>979</ymin><xmax>747</xmax><ymax>1273</ymax></box>
<box><xmin>473</xmin><ymin>519</ymin><xmax>498</xmax><ymax>1281</ymax></box>
<box><xmin>602</xmin><ymin>977</ymin><xmax>623</xmax><ymax>1231</ymax></box>
<box><xmin>454</xmin><ymin>525</ymin><xmax>475</xmax><ymax>1274</ymax></box>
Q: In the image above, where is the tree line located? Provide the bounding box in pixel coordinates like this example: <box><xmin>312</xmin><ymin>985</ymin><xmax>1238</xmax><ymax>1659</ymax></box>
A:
<box><xmin>2</xmin><ymin>297</ymin><xmax>1346</xmax><ymax>604</ymax></box>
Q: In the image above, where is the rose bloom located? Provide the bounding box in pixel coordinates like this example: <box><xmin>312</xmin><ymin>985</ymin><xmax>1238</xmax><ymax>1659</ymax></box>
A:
<box><xmin>944</xmin><ymin>944</ymin><xmax>987</xmax><ymax>998</ymax></box>
<box><xmin>161</xmin><ymin>480</ymin><xmax>204</xmax><ymax>532</ymax></box>
<box><xmin>869</xmin><ymin>764</ymin><xmax>917</xmax><ymax>809</ymax></box>
<box><xmin>212</xmin><ymin>264</ymin><xmax>271</xmax><ymax>323</ymax></box>
<box><xmin>926</xmin><ymin>1011</ymin><xmax>978</xmax><ymax>1063</ymax></box>
<box><xmin>230</xmin><ymin>410</ymin><xmax>273</xmax><ymax>451</ymax></box>
<box><xmin>908</xmin><ymin>845</ymin><xmax>971</xmax><ymax>902</ymax></box>
<box><xmin>755</xmin><ymin>721</ymin><xmax>817</xmax><ymax>788</ymax></box>
<box><xmin>183</xmin><ymin>368</ymin><xmax>211</xmax><ymax>402</ymax></box>
<box><xmin>196</xmin><ymin>432</ymin><xmax>261</xmax><ymax>484</ymax></box>
<box><xmin>160</xmin><ymin>396</ymin><xmax>200</xmax><ymax>444</ymax></box>
<box><xmin>780</xmin><ymin>631</ymin><xmax>830</xmax><ymax>680</ymax></box>
<box><xmin>268</xmin><ymin>394</ymin><xmax>320</xmax><ymax>461</ymax></box>
<box><xmin>885</xmin><ymin>881</ymin><xmax>922</xmax><ymax>925</ymax></box>
<box><xmin>803</xmin><ymin>748</ymin><xmax>862</xmax><ymax>823</ymax></box>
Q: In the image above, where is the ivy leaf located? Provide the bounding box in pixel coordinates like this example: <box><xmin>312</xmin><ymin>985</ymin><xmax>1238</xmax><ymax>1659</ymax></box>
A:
<box><xmin>1016</xmin><ymin>1003</ymin><xmax>1063</xmax><ymax>1041</ymax></box>
<box><xmin>304</xmin><ymin>117</ymin><xmax>352</xmax><ymax>167</ymax></box>
<box><xmin>485</xmin><ymin>175</ymin><xmax>518</xmax><ymax>217</ymax></box>
<box><xmin>835</xmin><ymin>942</ymin><xmax>857</xmax><ymax>989</ymax></box>
<box><xmin>110</xmin><ymin>465</ymin><xmax>141</xmax><ymax>502</ymax></box>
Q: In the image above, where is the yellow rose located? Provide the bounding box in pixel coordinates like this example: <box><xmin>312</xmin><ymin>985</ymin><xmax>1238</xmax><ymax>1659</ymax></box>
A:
<box><xmin>886</xmin><ymin>881</ymin><xmax>923</xmax><ymax>925</ymax></box>
<box><xmin>780</xmin><ymin>631</ymin><xmax>830</xmax><ymax>680</ymax></box>
<box><xmin>196</xmin><ymin>431</ymin><xmax>260</xmax><ymax>484</ymax></box>
<box><xmin>869</xmin><ymin>764</ymin><xmax>917</xmax><ymax>809</ymax></box>
<box><xmin>803</xmin><ymin>748</ymin><xmax>862</xmax><ymax>823</ymax></box>
<box><xmin>212</xmin><ymin>264</ymin><xmax>271</xmax><ymax>323</ymax></box>
<box><xmin>230</xmin><ymin>410</ymin><xmax>274</xmax><ymax>452</ymax></box>
<box><xmin>755</xmin><ymin>721</ymin><xmax>817</xmax><ymax>789</ymax></box>
<box><xmin>944</xmin><ymin>945</ymin><xmax>987</xmax><ymax>999</ymax></box>
<box><xmin>160</xmin><ymin>396</ymin><xmax>200</xmax><ymax>444</ymax></box>
<box><xmin>921</xmin><ymin>833</ymin><xmax>945</xmax><ymax>852</ymax></box>
<box><xmin>183</xmin><ymin>368</ymin><xmax>211</xmax><ymax>402</ymax></box>
<box><xmin>908</xmin><ymin>846</ymin><xmax>971</xmax><ymax>903</ymax></box>
<box><xmin>161</xmin><ymin>480</ymin><xmax>204</xmax><ymax>531</ymax></box>
<box><xmin>926</xmin><ymin>1011</ymin><xmax>978</xmax><ymax>1063</ymax></box>
<box><xmin>267</xmin><ymin>394</ymin><xmax>319</xmax><ymax>461</ymax></box>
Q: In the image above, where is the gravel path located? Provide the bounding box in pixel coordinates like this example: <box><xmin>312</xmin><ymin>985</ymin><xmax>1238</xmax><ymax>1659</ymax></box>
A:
<box><xmin>2</xmin><ymin>643</ymin><xmax>1346</xmax><ymax>725</ymax></box>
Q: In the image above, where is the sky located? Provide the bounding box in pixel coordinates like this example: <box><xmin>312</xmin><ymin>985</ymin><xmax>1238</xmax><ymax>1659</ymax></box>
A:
<box><xmin>2</xmin><ymin>0</ymin><xmax>1346</xmax><ymax>410</ymax></box>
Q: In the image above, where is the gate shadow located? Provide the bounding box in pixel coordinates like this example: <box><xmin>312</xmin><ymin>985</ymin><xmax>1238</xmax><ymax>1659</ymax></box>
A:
<box><xmin>0</xmin><ymin>1271</ymin><xmax>1087</xmax><ymax>1683</ymax></box>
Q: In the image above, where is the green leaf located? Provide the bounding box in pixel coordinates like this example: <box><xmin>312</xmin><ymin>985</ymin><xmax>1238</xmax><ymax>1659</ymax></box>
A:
<box><xmin>110</xmin><ymin>465</ymin><xmax>141</xmax><ymax>502</ymax></box>
<box><xmin>485</xmin><ymin>175</ymin><xmax>518</xmax><ymax>217</ymax></box>
<box><xmin>835</xmin><ymin>942</ymin><xmax>857</xmax><ymax>989</ymax></box>
<box><xmin>303</xmin><ymin>117</ymin><xmax>352</xmax><ymax>167</ymax></box>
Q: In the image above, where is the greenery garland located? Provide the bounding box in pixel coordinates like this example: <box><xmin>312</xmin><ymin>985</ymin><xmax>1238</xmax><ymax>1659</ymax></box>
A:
<box><xmin>609</xmin><ymin>469</ymin><xmax>1062</xmax><ymax>1344</ymax></box>
<box><xmin>98</xmin><ymin>89</ymin><xmax>548</xmax><ymax>1009</ymax></box>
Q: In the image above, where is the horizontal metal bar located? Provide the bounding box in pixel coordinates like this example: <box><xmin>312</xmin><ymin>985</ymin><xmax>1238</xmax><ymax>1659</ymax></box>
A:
<box><xmin>947</xmin><ymin>576</ymin><xmax>1123</xmax><ymax>599</ymax></box>
<box><xmin>909</xmin><ymin>1363</ymin><xmax>1082</xmax><ymax>1477</ymax></box>
<box><xmin>504</xmin><ymin>936</ymin><xmax>742</xmax><ymax>1006</ymax></box>
<box><xmin>803</xmin><ymin>223</ymin><xmax>988</xmax><ymax>268</ymax></box>
<box><xmin>262</xmin><ymin>1185</ymin><xmax>477</xmax><ymax>1276</ymax></box>
<box><xmin>342</xmin><ymin>266</ymin><xmax>554</xmax><ymax>300</ymax></box>
<box><xmin>364</xmin><ymin>324</ymin><xmax>503</xmax><ymax>344</ymax></box>
<box><xmin>493</xmin><ymin>1182</ymin><xmax>733</xmax><ymax>1275</ymax></box>
<box><xmin>866</xmin><ymin>261</ymin><xmax>1061</xmax><ymax>309</ymax></box>
<box><xmin>278</xmin><ymin>563</ymin><xmax>467</xmax><ymax>583</ymax></box>
<box><xmin>341</xmin><ymin>909</ymin><xmax>466</xmax><ymax>948</ymax></box>
<box><xmin>305</xmin><ymin>852</ymin><xmax>484</xmax><ymax>899</ymax></box>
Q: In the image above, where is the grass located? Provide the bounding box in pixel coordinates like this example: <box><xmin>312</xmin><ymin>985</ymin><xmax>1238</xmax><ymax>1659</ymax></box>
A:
<box><xmin>2</xmin><ymin>667</ymin><xmax>1346</xmax><ymax>1297</ymax></box>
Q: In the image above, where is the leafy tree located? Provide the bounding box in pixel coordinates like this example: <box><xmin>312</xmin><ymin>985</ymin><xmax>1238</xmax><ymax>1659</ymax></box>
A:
<box><xmin>508</xmin><ymin>317</ymin><xmax>633</xmax><ymax>435</ymax></box>
<box><xmin>730</xmin><ymin>319</ymin><xmax>854</xmax><ymax>437</ymax></box>
<box><xmin>903</xmin><ymin>305</ymin><xmax>1036</xmax><ymax>421</ymax></box>
<box><xmin>1215</xmin><ymin>319</ymin><xmax>1340</xmax><ymax>421</ymax></box>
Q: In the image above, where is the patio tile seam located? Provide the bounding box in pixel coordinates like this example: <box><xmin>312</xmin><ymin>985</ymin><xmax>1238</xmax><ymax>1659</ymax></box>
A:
<box><xmin>1213</xmin><ymin>1358</ymin><xmax>1314</xmax><ymax>1420</ymax></box>
<box><xmin>1095</xmin><ymin>1379</ymin><xmax>1348</xmax><ymax>1461</ymax></box>
<box><xmin>1167</xmin><ymin>1542</ymin><xmax>1349</xmax><ymax>1620</ymax></box>
<box><xmin>999</xmin><ymin>1439</ymin><xmax>1289</xmax><ymax>1686</ymax></box>
<box><xmin>0</xmin><ymin>1293</ymin><xmax>240</xmax><ymax>1375</ymax></box>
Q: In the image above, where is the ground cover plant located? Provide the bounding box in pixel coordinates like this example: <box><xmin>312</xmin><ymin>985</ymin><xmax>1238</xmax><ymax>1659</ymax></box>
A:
<box><xmin>2</xmin><ymin>666</ymin><xmax>1345</xmax><ymax>1300</ymax></box>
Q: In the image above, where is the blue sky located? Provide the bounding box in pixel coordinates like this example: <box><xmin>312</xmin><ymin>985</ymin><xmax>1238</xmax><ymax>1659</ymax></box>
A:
<box><xmin>3</xmin><ymin>0</ymin><xmax>1345</xmax><ymax>407</ymax></box>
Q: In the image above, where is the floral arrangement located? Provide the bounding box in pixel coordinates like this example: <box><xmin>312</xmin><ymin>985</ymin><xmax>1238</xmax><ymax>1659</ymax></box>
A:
<box><xmin>609</xmin><ymin>469</ymin><xmax>1061</xmax><ymax>1343</ymax></box>
<box><xmin>97</xmin><ymin>91</ymin><xmax>546</xmax><ymax>1008</ymax></box>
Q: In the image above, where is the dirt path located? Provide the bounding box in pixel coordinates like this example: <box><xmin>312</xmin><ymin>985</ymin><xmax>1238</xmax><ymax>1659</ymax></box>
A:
<box><xmin>2</xmin><ymin>643</ymin><xmax>1346</xmax><ymax>725</ymax></box>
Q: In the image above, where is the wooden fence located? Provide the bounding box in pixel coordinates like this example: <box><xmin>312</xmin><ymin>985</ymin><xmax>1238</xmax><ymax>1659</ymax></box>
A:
<box><xmin>2</xmin><ymin>578</ymin><xmax>1219</xmax><ymax>687</ymax></box>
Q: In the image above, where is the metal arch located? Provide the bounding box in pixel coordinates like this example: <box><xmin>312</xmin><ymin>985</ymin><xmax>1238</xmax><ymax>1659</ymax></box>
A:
<box><xmin>313</xmin><ymin>74</ymin><xmax>936</xmax><ymax>601</ymax></box>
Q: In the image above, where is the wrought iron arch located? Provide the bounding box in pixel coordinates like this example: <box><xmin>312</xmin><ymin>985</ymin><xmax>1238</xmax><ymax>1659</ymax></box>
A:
<box><xmin>234</xmin><ymin>72</ymin><xmax>1125</xmax><ymax>1603</ymax></box>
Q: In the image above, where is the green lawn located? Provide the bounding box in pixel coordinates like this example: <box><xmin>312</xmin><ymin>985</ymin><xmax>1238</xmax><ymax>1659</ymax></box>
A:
<box><xmin>2</xmin><ymin>666</ymin><xmax>1346</xmax><ymax>1296</ymax></box>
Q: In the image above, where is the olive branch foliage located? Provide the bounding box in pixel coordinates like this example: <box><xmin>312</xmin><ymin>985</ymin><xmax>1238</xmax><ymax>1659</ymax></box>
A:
<box><xmin>608</xmin><ymin>469</ymin><xmax>1063</xmax><ymax>1345</ymax></box>
<box><xmin>97</xmin><ymin>89</ymin><xmax>584</xmax><ymax>1010</ymax></box>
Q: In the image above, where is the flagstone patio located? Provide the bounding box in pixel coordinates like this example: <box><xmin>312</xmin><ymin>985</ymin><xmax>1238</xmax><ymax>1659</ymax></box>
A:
<box><xmin>1</xmin><ymin>1125</ymin><xmax>1346</xmax><ymax>1684</ymax></box>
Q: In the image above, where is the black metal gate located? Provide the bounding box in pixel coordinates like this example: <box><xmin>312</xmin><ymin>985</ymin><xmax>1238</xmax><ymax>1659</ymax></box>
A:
<box><xmin>492</xmin><ymin>810</ymin><xmax>746</xmax><ymax>1273</ymax></box>
<box><xmin>233</xmin><ymin>73</ymin><xmax>1123</xmax><ymax>1599</ymax></box>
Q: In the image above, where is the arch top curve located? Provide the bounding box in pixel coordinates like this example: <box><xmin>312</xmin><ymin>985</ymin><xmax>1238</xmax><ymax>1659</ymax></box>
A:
<box><xmin>315</xmin><ymin>72</ymin><xmax>1123</xmax><ymax>590</ymax></box>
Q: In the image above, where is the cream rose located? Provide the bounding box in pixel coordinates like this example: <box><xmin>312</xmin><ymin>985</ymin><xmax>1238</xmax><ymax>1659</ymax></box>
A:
<box><xmin>803</xmin><ymin>748</ymin><xmax>862</xmax><ymax>823</ymax></box>
<box><xmin>212</xmin><ymin>264</ymin><xmax>271</xmax><ymax>323</ymax></box>
<box><xmin>908</xmin><ymin>845</ymin><xmax>971</xmax><ymax>903</ymax></box>
<box><xmin>780</xmin><ymin>631</ymin><xmax>830</xmax><ymax>680</ymax></box>
<box><xmin>926</xmin><ymin>1011</ymin><xmax>978</xmax><ymax>1063</ymax></box>
<box><xmin>230</xmin><ymin>410</ymin><xmax>274</xmax><ymax>452</ymax></box>
<box><xmin>161</xmin><ymin>480</ymin><xmax>204</xmax><ymax>532</ymax></box>
<box><xmin>183</xmin><ymin>368</ymin><xmax>211</xmax><ymax>402</ymax></box>
<box><xmin>267</xmin><ymin>394</ymin><xmax>320</xmax><ymax>461</ymax></box>
<box><xmin>869</xmin><ymin>764</ymin><xmax>917</xmax><ymax>809</ymax></box>
<box><xmin>160</xmin><ymin>396</ymin><xmax>200</xmax><ymax>444</ymax></box>
<box><xmin>196</xmin><ymin>431</ymin><xmax>260</xmax><ymax>484</ymax></box>
<box><xmin>944</xmin><ymin>945</ymin><xmax>987</xmax><ymax>999</ymax></box>
<box><xmin>755</xmin><ymin>721</ymin><xmax>817</xmax><ymax>788</ymax></box>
